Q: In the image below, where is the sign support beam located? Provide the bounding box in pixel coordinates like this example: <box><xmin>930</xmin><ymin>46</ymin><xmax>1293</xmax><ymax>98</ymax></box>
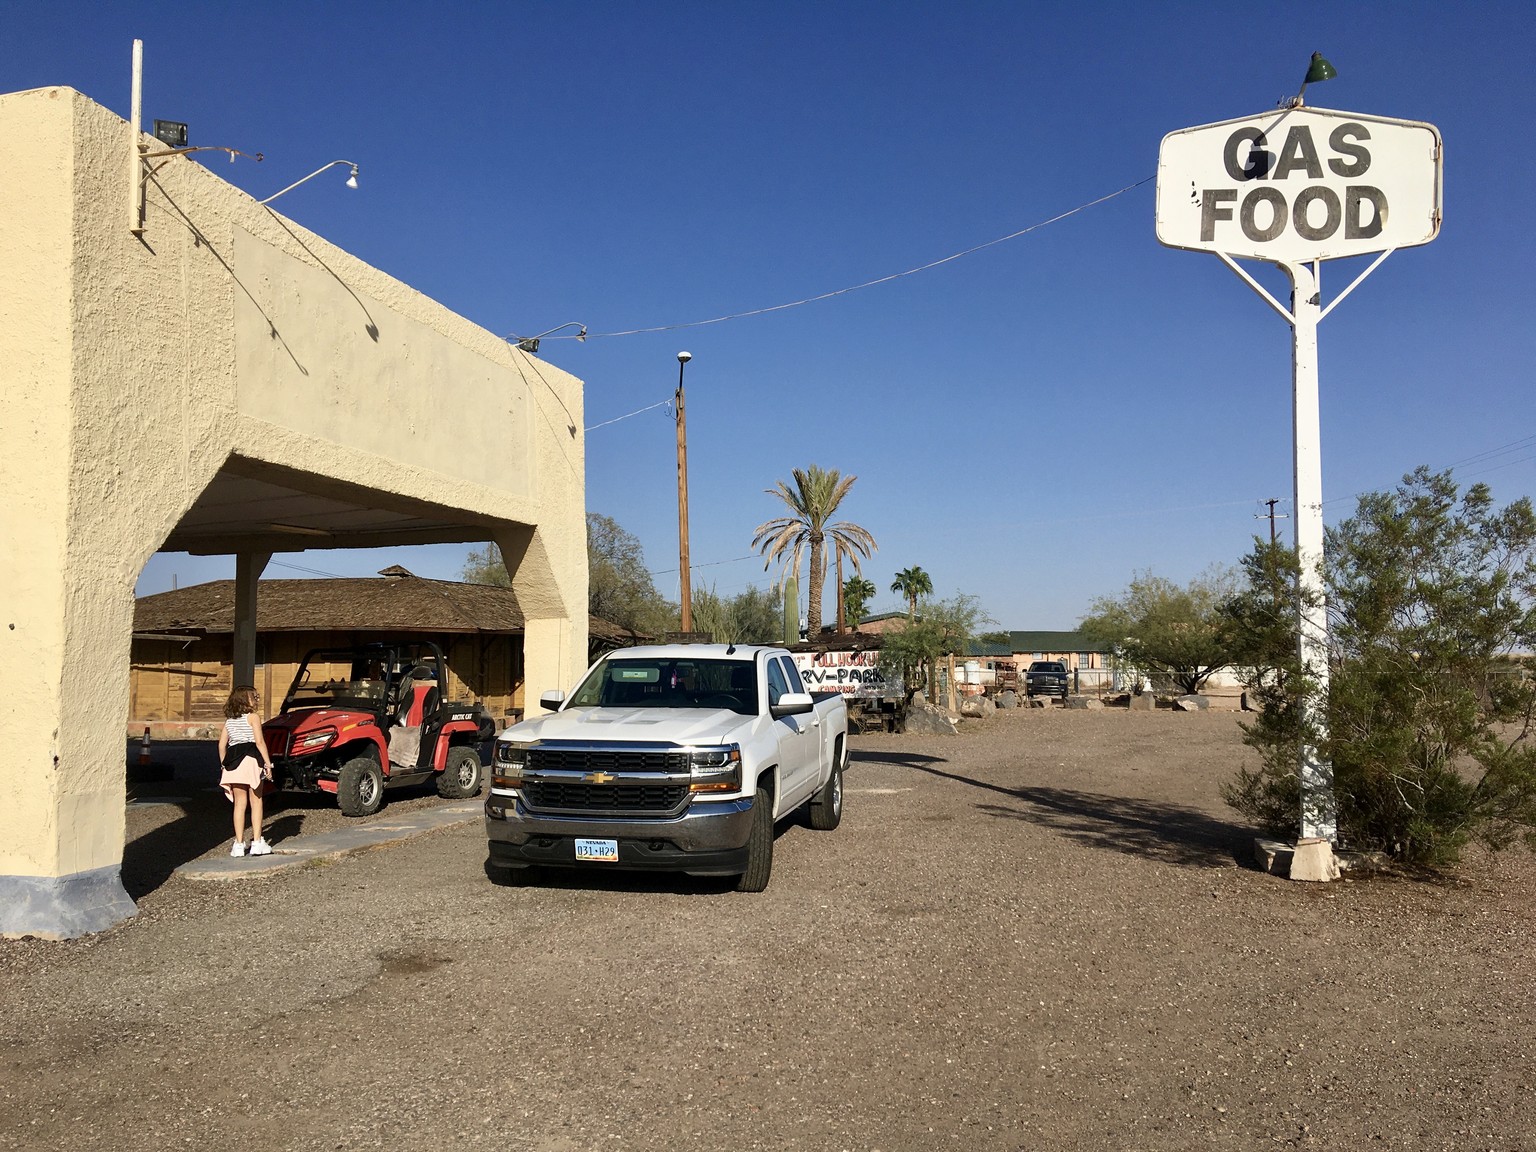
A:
<box><xmin>1283</xmin><ymin>259</ymin><xmax>1337</xmax><ymax>842</ymax></box>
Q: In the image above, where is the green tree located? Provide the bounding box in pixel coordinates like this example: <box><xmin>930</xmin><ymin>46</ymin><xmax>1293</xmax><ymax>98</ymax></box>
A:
<box><xmin>752</xmin><ymin>465</ymin><xmax>877</xmax><ymax>639</ymax></box>
<box><xmin>690</xmin><ymin>584</ymin><xmax>784</xmax><ymax>645</ymax></box>
<box><xmin>842</xmin><ymin>575</ymin><xmax>877</xmax><ymax>627</ymax></box>
<box><xmin>1079</xmin><ymin>567</ymin><xmax>1239</xmax><ymax>695</ymax></box>
<box><xmin>890</xmin><ymin>566</ymin><xmax>933</xmax><ymax>620</ymax></box>
<box><xmin>1224</xmin><ymin>469</ymin><xmax>1536</xmax><ymax>867</ymax></box>
<box><xmin>878</xmin><ymin>593</ymin><xmax>989</xmax><ymax>707</ymax></box>
<box><xmin>462</xmin><ymin>513</ymin><xmax>676</xmax><ymax>637</ymax></box>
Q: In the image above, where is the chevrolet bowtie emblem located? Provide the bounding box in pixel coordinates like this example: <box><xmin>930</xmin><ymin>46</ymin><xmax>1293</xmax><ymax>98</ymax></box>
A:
<box><xmin>585</xmin><ymin>771</ymin><xmax>616</xmax><ymax>784</ymax></box>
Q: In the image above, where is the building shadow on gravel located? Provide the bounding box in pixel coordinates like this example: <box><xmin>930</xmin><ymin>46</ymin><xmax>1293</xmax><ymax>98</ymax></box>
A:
<box><xmin>876</xmin><ymin>755</ymin><xmax>1247</xmax><ymax>868</ymax></box>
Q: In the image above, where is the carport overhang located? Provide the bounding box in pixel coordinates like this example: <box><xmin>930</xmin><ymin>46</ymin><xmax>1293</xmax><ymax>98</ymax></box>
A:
<box><xmin>168</xmin><ymin>457</ymin><xmax>509</xmax><ymax>555</ymax></box>
<box><xmin>0</xmin><ymin>86</ymin><xmax>588</xmax><ymax>940</ymax></box>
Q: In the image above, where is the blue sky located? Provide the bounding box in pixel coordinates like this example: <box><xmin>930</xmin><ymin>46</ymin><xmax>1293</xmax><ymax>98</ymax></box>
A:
<box><xmin>8</xmin><ymin>2</ymin><xmax>1532</xmax><ymax>628</ymax></box>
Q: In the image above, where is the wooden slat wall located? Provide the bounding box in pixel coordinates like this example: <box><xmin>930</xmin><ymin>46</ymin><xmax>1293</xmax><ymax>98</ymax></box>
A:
<box><xmin>129</xmin><ymin>631</ymin><xmax>525</xmax><ymax>723</ymax></box>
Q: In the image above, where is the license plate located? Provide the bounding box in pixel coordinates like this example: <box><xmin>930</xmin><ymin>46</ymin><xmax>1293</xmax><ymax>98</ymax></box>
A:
<box><xmin>574</xmin><ymin>838</ymin><xmax>619</xmax><ymax>862</ymax></box>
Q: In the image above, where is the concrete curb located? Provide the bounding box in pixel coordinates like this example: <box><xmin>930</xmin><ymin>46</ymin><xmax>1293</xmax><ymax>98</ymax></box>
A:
<box><xmin>174</xmin><ymin>799</ymin><xmax>483</xmax><ymax>881</ymax></box>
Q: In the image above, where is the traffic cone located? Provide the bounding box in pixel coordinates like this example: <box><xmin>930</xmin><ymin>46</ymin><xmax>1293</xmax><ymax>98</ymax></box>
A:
<box><xmin>138</xmin><ymin>726</ymin><xmax>151</xmax><ymax>768</ymax></box>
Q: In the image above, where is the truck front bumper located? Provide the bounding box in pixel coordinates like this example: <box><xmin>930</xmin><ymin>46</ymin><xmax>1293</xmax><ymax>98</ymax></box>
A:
<box><xmin>484</xmin><ymin>795</ymin><xmax>754</xmax><ymax>876</ymax></box>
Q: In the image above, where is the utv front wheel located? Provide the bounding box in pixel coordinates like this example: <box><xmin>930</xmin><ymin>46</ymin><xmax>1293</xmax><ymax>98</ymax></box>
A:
<box><xmin>337</xmin><ymin>755</ymin><xmax>385</xmax><ymax>817</ymax></box>
<box><xmin>437</xmin><ymin>746</ymin><xmax>484</xmax><ymax>799</ymax></box>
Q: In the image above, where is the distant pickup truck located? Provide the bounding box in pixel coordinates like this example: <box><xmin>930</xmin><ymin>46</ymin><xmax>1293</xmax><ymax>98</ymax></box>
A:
<box><xmin>1025</xmin><ymin>660</ymin><xmax>1072</xmax><ymax>699</ymax></box>
<box><xmin>485</xmin><ymin>644</ymin><xmax>848</xmax><ymax>892</ymax></box>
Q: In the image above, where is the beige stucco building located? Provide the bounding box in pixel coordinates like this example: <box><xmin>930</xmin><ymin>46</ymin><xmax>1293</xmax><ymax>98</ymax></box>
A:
<box><xmin>0</xmin><ymin>87</ymin><xmax>588</xmax><ymax>938</ymax></box>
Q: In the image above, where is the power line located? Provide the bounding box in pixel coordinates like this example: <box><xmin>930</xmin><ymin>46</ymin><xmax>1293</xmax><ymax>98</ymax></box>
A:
<box><xmin>520</xmin><ymin>176</ymin><xmax>1156</xmax><ymax>342</ymax></box>
<box><xmin>269</xmin><ymin>559</ymin><xmax>345</xmax><ymax>578</ymax></box>
<box><xmin>586</xmin><ymin>398</ymin><xmax>672</xmax><ymax>432</ymax></box>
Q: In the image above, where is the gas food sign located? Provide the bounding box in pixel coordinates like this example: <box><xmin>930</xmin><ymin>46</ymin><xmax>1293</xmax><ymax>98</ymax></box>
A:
<box><xmin>1156</xmin><ymin>107</ymin><xmax>1441</xmax><ymax>263</ymax></box>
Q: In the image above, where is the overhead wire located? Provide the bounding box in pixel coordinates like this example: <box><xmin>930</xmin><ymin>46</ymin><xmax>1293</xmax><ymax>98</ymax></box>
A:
<box><xmin>523</xmin><ymin>176</ymin><xmax>1157</xmax><ymax>343</ymax></box>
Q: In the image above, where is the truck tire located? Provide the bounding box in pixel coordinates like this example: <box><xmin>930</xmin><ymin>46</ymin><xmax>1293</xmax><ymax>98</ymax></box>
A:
<box><xmin>337</xmin><ymin>755</ymin><xmax>385</xmax><ymax>817</ymax></box>
<box><xmin>809</xmin><ymin>740</ymin><xmax>844</xmax><ymax>831</ymax></box>
<box><xmin>735</xmin><ymin>787</ymin><xmax>775</xmax><ymax>893</ymax></box>
<box><xmin>436</xmin><ymin>746</ymin><xmax>483</xmax><ymax>799</ymax></box>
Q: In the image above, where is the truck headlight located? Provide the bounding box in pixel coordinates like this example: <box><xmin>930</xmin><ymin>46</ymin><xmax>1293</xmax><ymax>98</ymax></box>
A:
<box><xmin>492</xmin><ymin>740</ymin><xmax>531</xmax><ymax>790</ymax></box>
<box><xmin>688</xmin><ymin>746</ymin><xmax>741</xmax><ymax>794</ymax></box>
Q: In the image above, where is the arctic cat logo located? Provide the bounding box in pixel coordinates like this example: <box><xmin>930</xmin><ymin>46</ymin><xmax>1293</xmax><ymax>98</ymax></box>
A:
<box><xmin>450</xmin><ymin>713</ymin><xmax>473</xmax><ymax>722</ymax></box>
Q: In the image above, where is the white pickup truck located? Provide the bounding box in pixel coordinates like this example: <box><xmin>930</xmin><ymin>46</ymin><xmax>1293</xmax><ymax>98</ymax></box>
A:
<box><xmin>485</xmin><ymin>644</ymin><xmax>848</xmax><ymax>891</ymax></box>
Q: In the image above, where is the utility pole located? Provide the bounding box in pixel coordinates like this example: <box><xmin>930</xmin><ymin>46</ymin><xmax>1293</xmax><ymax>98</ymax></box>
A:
<box><xmin>1257</xmin><ymin>498</ymin><xmax>1290</xmax><ymax>545</ymax></box>
<box><xmin>675</xmin><ymin>351</ymin><xmax>693</xmax><ymax>633</ymax></box>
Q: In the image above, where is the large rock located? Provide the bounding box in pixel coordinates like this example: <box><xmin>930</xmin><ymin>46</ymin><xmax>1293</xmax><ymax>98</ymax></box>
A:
<box><xmin>959</xmin><ymin>695</ymin><xmax>996</xmax><ymax>719</ymax></box>
<box><xmin>994</xmin><ymin>690</ymin><xmax>1018</xmax><ymax>710</ymax></box>
<box><xmin>1063</xmin><ymin>696</ymin><xmax>1104</xmax><ymax>710</ymax></box>
<box><xmin>1127</xmin><ymin>693</ymin><xmax>1157</xmax><ymax>711</ymax></box>
<box><xmin>1175</xmin><ymin>695</ymin><xmax>1211</xmax><ymax>712</ymax></box>
<box><xmin>903</xmin><ymin>700</ymin><xmax>959</xmax><ymax>735</ymax></box>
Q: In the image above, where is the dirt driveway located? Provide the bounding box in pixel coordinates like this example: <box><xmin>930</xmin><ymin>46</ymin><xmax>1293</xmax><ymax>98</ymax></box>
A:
<box><xmin>4</xmin><ymin>709</ymin><xmax>1534</xmax><ymax>1151</ymax></box>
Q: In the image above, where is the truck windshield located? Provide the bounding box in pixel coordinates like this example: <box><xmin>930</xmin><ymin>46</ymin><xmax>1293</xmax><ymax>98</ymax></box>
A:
<box><xmin>568</xmin><ymin>658</ymin><xmax>758</xmax><ymax>715</ymax></box>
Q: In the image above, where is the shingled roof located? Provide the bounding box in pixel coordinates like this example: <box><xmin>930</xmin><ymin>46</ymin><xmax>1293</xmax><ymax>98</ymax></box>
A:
<box><xmin>133</xmin><ymin>570</ymin><xmax>639</xmax><ymax>643</ymax></box>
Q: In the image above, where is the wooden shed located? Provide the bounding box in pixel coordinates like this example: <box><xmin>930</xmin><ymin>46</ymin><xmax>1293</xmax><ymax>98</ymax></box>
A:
<box><xmin>130</xmin><ymin>567</ymin><xmax>641</xmax><ymax>727</ymax></box>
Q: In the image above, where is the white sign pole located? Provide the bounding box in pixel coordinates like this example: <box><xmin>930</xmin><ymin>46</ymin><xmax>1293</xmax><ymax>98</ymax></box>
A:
<box><xmin>1158</xmin><ymin>103</ymin><xmax>1441</xmax><ymax>850</ymax></box>
<box><xmin>1285</xmin><ymin>260</ymin><xmax>1337</xmax><ymax>842</ymax></box>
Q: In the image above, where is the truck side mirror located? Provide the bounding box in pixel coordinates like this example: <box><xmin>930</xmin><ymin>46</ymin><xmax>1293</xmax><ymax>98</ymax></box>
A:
<box><xmin>539</xmin><ymin>690</ymin><xmax>565</xmax><ymax>712</ymax></box>
<box><xmin>770</xmin><ymin>691</ymin><xmax>814</xmax><ymax>720</ymax></box>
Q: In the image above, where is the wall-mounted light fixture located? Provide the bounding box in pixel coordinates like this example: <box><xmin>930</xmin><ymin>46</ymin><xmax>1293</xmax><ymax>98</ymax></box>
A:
<box><xmin>507</xmin><ymin>322</ymin><xmax>588</xmax><ymax>354</ymax></box>
<box><xmin>128</xmin><ymin>39</ymin><xmax>263</xmax><ymax>235</ymax></box>
<box><xmin>259</xmin><ymin>160</ymin><xmax>360</xmax><ymax>205</ymax></box>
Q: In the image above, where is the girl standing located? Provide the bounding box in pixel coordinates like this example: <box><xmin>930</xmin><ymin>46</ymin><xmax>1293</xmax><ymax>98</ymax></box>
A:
<box><xmin>218</xmin><ymin>685</ymin><xmax>274</xmax><ymax>857</ymax></box>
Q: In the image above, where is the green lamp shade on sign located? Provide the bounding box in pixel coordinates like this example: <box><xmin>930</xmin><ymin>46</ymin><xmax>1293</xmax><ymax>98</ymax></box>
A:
<box><xmin>1304</xmin><ymin>52</ymin><xmax>1338</xmax><ymax>85</ymax></box>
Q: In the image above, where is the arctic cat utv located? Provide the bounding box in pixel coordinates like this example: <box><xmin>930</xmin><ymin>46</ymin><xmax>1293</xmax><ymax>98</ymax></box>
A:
<box><xmin>262</xmin><ymin>641</ymin><xmax>495</xmax><ymax>816</ymax></box>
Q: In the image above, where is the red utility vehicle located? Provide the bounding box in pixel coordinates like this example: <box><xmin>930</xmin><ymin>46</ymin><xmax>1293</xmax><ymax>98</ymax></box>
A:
<box><xmin>262</xmin><ymin>642</ymin><xmax>494</xmax><ymax>816</ymax></box>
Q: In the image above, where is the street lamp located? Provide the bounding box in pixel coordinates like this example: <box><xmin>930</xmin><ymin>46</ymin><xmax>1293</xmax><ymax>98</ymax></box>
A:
<box><xmin>675</xmin><ymin>351</ymin><xmax>693</xmax><ymax>633</ymax></box>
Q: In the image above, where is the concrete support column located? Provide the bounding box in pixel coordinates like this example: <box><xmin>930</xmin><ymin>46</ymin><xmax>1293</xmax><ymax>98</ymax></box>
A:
<box><xmin>493</xmin><ymin>524</ymin><xmax>587</xmax><ymax>712</ymax></box>
<box><xmin>0</xmin><ymin>548</ymin><xmax>139</xmax><ymax>939</ymax></box>
<box><xmin>232</xmin><ymin>551</ymin><xmax>271</xmax><ymax>689</ymax></box>
<box><xmin>523</xmin><ymin>616</ymin><xmax>577</xmax><ymax>715</ymax></box>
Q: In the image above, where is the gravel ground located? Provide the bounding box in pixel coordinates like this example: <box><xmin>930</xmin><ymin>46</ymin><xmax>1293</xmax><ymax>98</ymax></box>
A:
<box><xmin>4</xmin><ymin>709</ymin><xmax>1535</xmax><ymax>1151</ymax></box>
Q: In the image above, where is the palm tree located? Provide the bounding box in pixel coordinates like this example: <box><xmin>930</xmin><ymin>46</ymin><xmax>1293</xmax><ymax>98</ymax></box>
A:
<box><xmin>891</xmin><ymin>566</ymin><xmax>933</xmax><ymax>620</ymax></box>
<box><xmin>842</xmin><ymin>575</ymin><xmax>877</xmax><ymax>629</ymax></box>
<box><xmin>752</xmin><ymin>465</ymin><xmax>877</xmax><ymax>638</ymax></box>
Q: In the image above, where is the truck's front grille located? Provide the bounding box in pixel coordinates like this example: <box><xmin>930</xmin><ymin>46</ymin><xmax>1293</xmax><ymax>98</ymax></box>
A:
<box><xmin>528</xmin><ymin>748</ymin><xmax>689</xmax><ymax>774</ymax></box>
<box><xmin>521</xmin><ymin>747</ymin><xmax>691</xmax><ymax>816</ymax></box>
<box><xmin>522</xmin><ymin>780</ymin><xmax>689</xmax><ymax>814</ymax></box>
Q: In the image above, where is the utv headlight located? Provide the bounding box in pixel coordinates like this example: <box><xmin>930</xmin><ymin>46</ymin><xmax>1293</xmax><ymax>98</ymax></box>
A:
<box><xmin>293</xmin><ymin>727</ymin><xmax>337</xmax><ymax>753</ymax></box>
<box><xmin>688</xmin><ymin>746</ymin><xmax>741</xmax><ymax>794</ymax></box>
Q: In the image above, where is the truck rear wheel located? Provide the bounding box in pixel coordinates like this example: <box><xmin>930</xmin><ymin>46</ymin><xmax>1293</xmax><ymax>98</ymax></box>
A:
<box><xmin>337</xmin><ymin>755</ymin><xmax>385</xmax><ymax>817</ymax></box>
<box><xmin>809</xmin><ymin>740</ymin><xmax>844</xmax><ymax>831</ymax></box>
<box><xmin>436</xmin><ymin>746</ymin><xmax>483</xmax><ymax>799</ymax></box>
<box><xmin>735</xmin><ymin>787</ymin><xmax>774</xmax><ymax>893</ymax></box>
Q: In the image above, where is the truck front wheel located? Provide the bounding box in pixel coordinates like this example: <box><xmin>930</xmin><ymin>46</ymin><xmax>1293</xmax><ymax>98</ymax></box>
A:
<box><xmin>735</xmin><ymin>787</ymin><xmax>775</xmax><ymax>893</ymax></box>
<box><xmin>337</xmin><ymin>755</ymin><xmax>385</xmax><ymax>817</ymax></box>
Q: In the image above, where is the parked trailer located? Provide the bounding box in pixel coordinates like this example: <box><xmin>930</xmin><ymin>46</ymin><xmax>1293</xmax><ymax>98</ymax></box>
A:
<box><xmin>788</xmin><ymin>646</ymin><xmax>907</xmax><ymax>733</ymax></box>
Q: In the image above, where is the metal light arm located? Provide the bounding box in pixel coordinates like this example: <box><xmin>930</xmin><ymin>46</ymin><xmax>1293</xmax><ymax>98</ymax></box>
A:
<box><xmin>507</xmin><ymin>323</ymin><xmax>589</xmax><ymax>353</ymax></box>
<box><xmin>258</xmin><ymin>160</ymin><xmax>360</xmax><ymax>205</ymax></box>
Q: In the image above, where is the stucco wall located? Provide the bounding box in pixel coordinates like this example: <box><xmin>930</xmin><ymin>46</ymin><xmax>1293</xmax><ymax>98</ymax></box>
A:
<box><xmin>0</xmin><ymin>87</ymin><xmax>586</xmax><ymax>936</ymax></box>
